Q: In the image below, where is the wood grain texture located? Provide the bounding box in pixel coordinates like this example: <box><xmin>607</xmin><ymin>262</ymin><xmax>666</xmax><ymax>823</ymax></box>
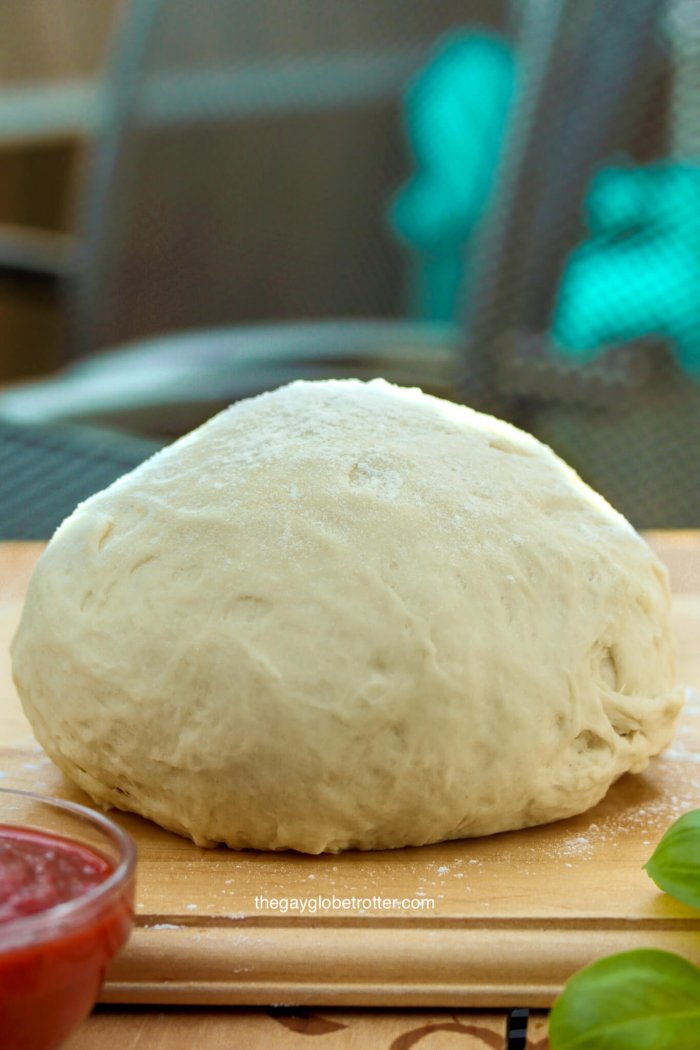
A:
<box><xmin>62</xmin><ymin>1007</ymin><xmax>511</xmax><ymax>1050</ymax></box>
<box><xmin>1</xmin><ymin>537</ymin><xmax>699</xmax><ymax>1008</ymax></box>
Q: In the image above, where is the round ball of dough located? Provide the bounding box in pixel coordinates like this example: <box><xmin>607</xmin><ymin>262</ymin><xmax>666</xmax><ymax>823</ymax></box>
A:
<box><xmin>12</xmin><ymin>379</ymin><xmax>682</xmax><ymax>852</ymax></box>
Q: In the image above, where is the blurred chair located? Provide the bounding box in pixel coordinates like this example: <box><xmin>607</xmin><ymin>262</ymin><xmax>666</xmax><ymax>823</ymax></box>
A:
<box><xmin>0</xmin><ymin>416</ymin><xmax>161</xmax><ymax>539</ymax></box>
<box><xmin>0</xmin><ymin>319</ymin><xmax>460</xmax><ymax>439</ymax></box>
<box><xmin>458</xmin><ymin>0</ymin><xmax>700</xmax><ymax>529</ymax></box>
<box><xmin>0</xmin><ymin>0</ymin><xmax>498</xmax><ymax>360</ymax></box>
<box><xmin>2</xmin><ymin>0</ymin><xmax>700</xmax><ymax>532</ymax></box>
<box><xmin>0</xmin><ymin>0</ymin><xmax>482</xmax><ymax>540</ymax></box>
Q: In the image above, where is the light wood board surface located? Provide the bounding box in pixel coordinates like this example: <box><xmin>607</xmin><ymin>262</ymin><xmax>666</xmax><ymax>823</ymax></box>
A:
<box><xmin>1</xmin><ymin>536</ymin><xmax>699</xmax><ymax>1009</ymax></box>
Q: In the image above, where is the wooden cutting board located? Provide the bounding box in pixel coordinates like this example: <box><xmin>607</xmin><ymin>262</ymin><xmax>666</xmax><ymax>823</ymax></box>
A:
<box><xmin>2</xmin><ymin>538</ymin><xmax>700</xmax><ymax>1009</ymax></box>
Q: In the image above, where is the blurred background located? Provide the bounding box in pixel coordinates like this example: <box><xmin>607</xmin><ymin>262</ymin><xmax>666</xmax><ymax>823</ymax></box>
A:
<box><xmin>0</xmin><ymin>0</ymin><xmax>699</xmax><ymax>537</ymax></box>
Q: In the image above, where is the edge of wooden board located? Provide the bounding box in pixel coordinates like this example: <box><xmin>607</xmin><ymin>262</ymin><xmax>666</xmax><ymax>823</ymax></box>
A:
<box><xmin>103</xmin><ymin>919</ymin><xmax>700</xmax><ymax>1008</ymax></box>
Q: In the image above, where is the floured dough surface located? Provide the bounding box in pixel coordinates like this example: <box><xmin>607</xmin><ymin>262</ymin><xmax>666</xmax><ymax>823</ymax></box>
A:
<box><xmin>11</xmin><ymin>379</ymin><xmax>682</xmax><ymax>852</ymax></box>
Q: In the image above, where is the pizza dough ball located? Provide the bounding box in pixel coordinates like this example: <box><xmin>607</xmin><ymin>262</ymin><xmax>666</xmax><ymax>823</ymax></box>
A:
<box><xmin>11</xmin><ymin>379</ymin><xmax>682</xmax><ymax>852</ymax></box>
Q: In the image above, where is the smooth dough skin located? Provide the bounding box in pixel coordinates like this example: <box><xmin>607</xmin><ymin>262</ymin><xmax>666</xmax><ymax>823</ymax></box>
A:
<box><xmin>12</xmin><ymin>379</ymin><xmax>683</xmax><ymax>852</ymax></box>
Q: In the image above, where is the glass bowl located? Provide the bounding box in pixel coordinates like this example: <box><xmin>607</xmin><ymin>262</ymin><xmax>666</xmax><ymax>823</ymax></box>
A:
<box><xmin>0</xmin><ymin>787</ymin><xmax>136</xmax><ymax>1050</ymax></box>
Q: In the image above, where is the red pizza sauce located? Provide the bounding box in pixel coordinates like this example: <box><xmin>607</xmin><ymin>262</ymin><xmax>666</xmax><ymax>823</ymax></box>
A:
<box><xmin>0</xmin><ymin>826</ymin><xmax>113</xmax><ymax>922</ymax></box>
<box><xmin>0</xmin><ymin>824</ymin><xmax>134</xmax><ymax>1050</ymax></box>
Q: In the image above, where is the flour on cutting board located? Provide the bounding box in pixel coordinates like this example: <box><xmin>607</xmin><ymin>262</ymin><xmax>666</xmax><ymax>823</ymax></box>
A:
<box><xmin>399</xmin><ymin>730</ymin><xmax>700</xmax><ymax>886</ymax></box>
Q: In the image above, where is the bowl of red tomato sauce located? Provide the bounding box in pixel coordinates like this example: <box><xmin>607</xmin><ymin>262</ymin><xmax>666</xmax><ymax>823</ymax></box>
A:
<box><xmin>0</xmin><ymin>787</ymin><xmax>136</xmax><ymax>1050</ymax></box>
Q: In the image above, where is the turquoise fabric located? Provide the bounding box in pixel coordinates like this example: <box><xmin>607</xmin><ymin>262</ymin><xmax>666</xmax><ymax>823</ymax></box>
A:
<box><xmin>390</xmin><ymin>32</ymin><xmax>514</xmax><ymax>321</ymax></box>
<box><xmin>553</xmin><ymin>163</ymin><xmax>700</xmax><ymax>376</ymax></box>
<box><xmin>392</xmin><ymin>34</ymin><xmax>700</xmax><ymax>377</ymax></box>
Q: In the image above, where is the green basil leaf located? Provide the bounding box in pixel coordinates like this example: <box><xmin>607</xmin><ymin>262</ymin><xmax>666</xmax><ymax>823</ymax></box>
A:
<box><xmin>644</xmin><ymin>809</ymin><xmax>700</xmax><ymax>910</ymax></box>
<box><xmin>548</xmin><ymin>949</ymin><xmax>700</xmax><ymax>1049</ymax></box>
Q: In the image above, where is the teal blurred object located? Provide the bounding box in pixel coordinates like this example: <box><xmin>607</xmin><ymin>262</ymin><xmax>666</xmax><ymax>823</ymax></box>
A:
<box><xmin>553</xmin><ymin>162</ymin><xmax>700</xmax><ymax>376</ymax></box>
<box><xmin>390</xmin><ymin>31</ymin><xmax>515</xmax><ymax>322</ymax></box>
